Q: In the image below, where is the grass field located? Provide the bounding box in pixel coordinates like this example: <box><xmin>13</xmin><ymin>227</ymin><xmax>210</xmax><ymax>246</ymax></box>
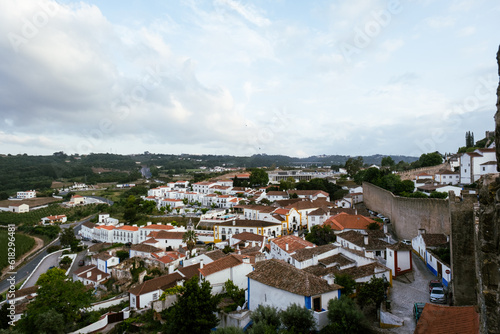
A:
<box><xmin>0</xmin><ymin>229</ymin><xmax>35</xmax><ymax>273</ymax></box>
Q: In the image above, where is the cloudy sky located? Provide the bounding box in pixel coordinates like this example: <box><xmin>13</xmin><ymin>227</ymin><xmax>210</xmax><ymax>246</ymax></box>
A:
<box><xmin>0</xmin><ymin>0</ymin><xmax>499</xmax><ymax>158</ymax></box>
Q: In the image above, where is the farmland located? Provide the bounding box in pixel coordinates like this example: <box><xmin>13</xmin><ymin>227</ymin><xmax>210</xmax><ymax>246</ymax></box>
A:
<box><xmin>0</xmin><ymin>228</ymin><xmax>35</xmax><ymax>273</ymax></box>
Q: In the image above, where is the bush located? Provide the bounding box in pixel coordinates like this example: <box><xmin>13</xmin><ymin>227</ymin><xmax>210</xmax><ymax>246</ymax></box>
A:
<box><xmin>47</xmin><ymin>245</ymin><xmax>61</xmax><ymax>253</ymax></box>
<box><xmin>280</xmin><ymin>303</ymin><xmax>315</xmax><ymax>333</ymax></box>
<box><xmin>322</xmin><ymin>296</ymin><xmax>369</xmax><ymax>334</ymax></box>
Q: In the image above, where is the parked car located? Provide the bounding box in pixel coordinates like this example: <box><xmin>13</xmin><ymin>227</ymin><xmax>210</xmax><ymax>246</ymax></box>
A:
<box><xmin>429</xmin><ymin>279</ymin><xmax>443</xmax><ymax>293</ymax></box>
<box><xmin>430</xmin><ymin>287</ymin><xmax>447</xmax><ymax>304</ymax></box>
<box><xmin>413</xmin><ymin>302</ymin><xmax>425</xmax><ymax>322</ymax></box>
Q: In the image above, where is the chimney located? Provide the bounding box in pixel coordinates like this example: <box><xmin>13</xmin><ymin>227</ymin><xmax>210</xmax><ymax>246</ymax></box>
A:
<box><xmin>97</xmin><ymin>274</ymin><xmax>102</xmax><ymax>280</ymax></box>
<box><xmin>147</xmin><ymin>222</ymin><xmax>152</xmax><ymax>226</ymax></box>
<box><xmin>383</xmin><ymin>224</ymin><xmax>388</xmax><ymax>234</ymax></box>
<box><xmin>418</xmin><ymin>228</ymin><xmax>425</xmax><ymax>236</ymax></box>
<box><xmin>285</xmin><ymin>243</ymin><xmax>289</xmax><ymax>251</ymax></box>
<box><xmin>168</xmin><ymin>264</ymin><xmax>174</xmax><ymax>274</ymax></box>
<box><xmin>363</xmin><ymin>235</ymin><xmax>369</xmax><ymax>246</ymax></box>
<box><xmin>252</xmin><ymin>241</ymin><xmax>256</xmax><ymax>247</ymax></box>
<box><xmin>87</xmin><ymin>272</ymin><xmax>91</xmax><ymax>278</ymax></box>
<box><xmin>355</xmin><ymin>208</ymin><xmax>358</xmax><ymax>215</ymax></box>
<box><xmin>242</xmin><ymin>257</ymin><xmax>250</xmax><ymax>264</ymax></box>
<box><xmin>233</xmin><ymin>221</ymin><xmax>236</xmax><ymax>226</ymax></box>
<box><xmin>200</xmin><ymin>259</ymin><xmax>204</xmax><ymax>269</ymax></box>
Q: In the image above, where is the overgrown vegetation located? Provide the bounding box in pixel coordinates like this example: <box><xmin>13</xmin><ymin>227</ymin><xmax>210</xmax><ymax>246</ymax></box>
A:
<box><xmin>0</xmin><ymin>229</ymin><xmax>35</xmax><ymax>272</ymax></box>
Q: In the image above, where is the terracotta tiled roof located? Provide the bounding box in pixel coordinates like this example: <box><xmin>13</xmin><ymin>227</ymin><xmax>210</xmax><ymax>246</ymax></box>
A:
<box><xmin>118</xmin><ymin>225</ymin><xmax>139</xmax><ymax>231</ymax></box>
<box><xmin>232</xmin><ymin>232</ymin><xmax>265</xmax><ymax>242</ymax></box>
<box><xmin>13</xmin><ymin>285</ymin><xmax>39</xmax><ymax>299</ymax></box>
<box><xmin>323</xmin><ymin>213</ymin><xmax>379</xmax><ymax>231</ymax></box>
<box><xmin>241</xmin><ymin>204</ymin><xmax>276</xmax><ymax>213</ymax></box>
<box><xmin>75</xmin><ymin>265</ymin><xmax>110</xmax><ymax>282</ymax></box>
<box><xmin>128</xmin><ymin>273</ymin><xmax>183</xmax><ymax>296</ymax></box>
<box><xmin>204</xmin><ymin>249</ymin><xmax>227</xmax><ymax>261</ymax></box>
<box><xmin>271</xmin><ymin>235</ymin><xmax>315</xmax><ymax>253</ymax></box>
<box><xmin>156</xmin><ymin>251</ymin><xmax>185</xmax><ymax>264</ymax></box>
<box><xmin>148</xmin><ymin>231</ymin><xmax>185</xmax><ymax>240</ymax></box>
<box><xmin>73</xmin><ymin>264</ymin><xmax>96</xmax><ymax>275</ymax></box>
<box><xmin>199</xmin><ymin>254</ymin><xmax>252</xmax><ymax>277</ymax></box>
<box><xmin>387</xmin><ymin>241</ymin><xmax>413</xmax><ymax>251</ymax></box>
<box><xmin>291</xmin><ymin>244</ymin><xmax>337</xmax><ymax>262</ymax></box>
<box><xmin>318</xmin><ymin>254</ymin><xmax>355</xmax><ymax>267</ymax></box>
<box><xmin>96</xmin><ymin>225</ymin><xmax>115</xmax><ymax>230</ymax></box>
<box><xmin>266</xmin><ymin>191</ymin><xmax>288</xmax><ymax>196</ymax></box>
<box><xmin>414</xmin><ymin>304</ymin><xmax>479</xmax><ymax>334</ymax></box>
<box><xmin>144</xmin><ymin>238</ymin><xmax>159</xmax><ymax>244</ymax></box>
<box><xmin>287</xmin><ymin>190</ymin><xmax>329</xmax><ymax>197</ymax></box>
<box><xmin>177</xmin><ymin>263</ymin><xmax>201</xmax><ymax>280</ymax></box>
<box><xmin>82</xmin><ymin>221</ymin><xmax>96</xmax><ymax>228</ymax></box>
<box><xmin>422</xmin><ymin>234</ymin><xmax>448</xmax><ymax>247</ymax></box>
<box><xmin>247</xmin><ymin>259</ymin><xmax>341</xmax><ymax>296</ymax></box>
<box><xmin>304</xmin><ymin>262</ymin><xmax>388</xmax><ymax>280</ymax></box>
<box><xmin>336</xmin><ymin>230</ymin><xmax>390</xmax><ymax>250</ymax></box>
<box><xmin>285</xmin><ymin>199</ymin><xmax>329</xmax><ymax>211</ymax></box>
<box><xmin>273</xmin><ymin>198</ymin><xmax>303</xmax><ymax>208</ymax></box>
<box><xmin>307</xmin><ymin>207</ymin><xmax>330</xmax><ymax>216</ymax></box>
<box><xmin>329</xmin><ymin>208</ymin><xmax>356</xmax><ymax>216</ymax></box>
<box><xmin>93</xmin><ymin>252</ymin><xmax>113</xmax><ymax>261</ymax></box>
<box><xmin>131</xmin><ymin>244</ymin><xmax>162</xmax><ymax>253</ymax></box>
<box><xmin>273</xmin><ymin>208</ymin><xmax>290</xmax><ymax>215</ymax></box>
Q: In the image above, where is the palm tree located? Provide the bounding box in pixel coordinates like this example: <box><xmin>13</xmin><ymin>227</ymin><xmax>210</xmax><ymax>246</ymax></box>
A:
<box><xmin>183</xmin><ymin>230</ymin><xmax>198</xmax><ymax>258</ymax></box>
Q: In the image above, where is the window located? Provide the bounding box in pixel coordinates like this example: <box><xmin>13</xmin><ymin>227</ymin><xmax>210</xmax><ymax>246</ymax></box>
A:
<box><xmin>153</xmin><ymin>293</ymin><xmax>158</xmax><ymax>300</ymax></box>
<box><xmin>464</xmin><ymin>169</ymin><xmax>467</xmax><ymax>173</ymax></box>
<box><xmin>483</xmin><ymin>167</ymin><xmax>486</xmax><ymax>171</ymax></box>
<box><xmin>313</xmin><ymin>296</ymin><xmax>321</xmax><ymax>312</ymax></box>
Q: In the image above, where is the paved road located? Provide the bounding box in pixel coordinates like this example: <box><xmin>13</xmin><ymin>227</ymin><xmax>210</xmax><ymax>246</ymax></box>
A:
<box><xmin>0</xmin><ymin>217</ymin><xmax>93</xmax><ymax>293</ymax></box>
<box><xmin>384</xmin><ymin>252</ymin><xmax>438</xmax><ymax>333</ymax></box>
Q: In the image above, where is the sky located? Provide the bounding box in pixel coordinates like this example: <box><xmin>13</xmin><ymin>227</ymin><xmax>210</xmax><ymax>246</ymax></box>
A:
<box><xmin>0</xmin><ymin>0</ymin><xmax>499</xmax><ymax>158</ymax></box>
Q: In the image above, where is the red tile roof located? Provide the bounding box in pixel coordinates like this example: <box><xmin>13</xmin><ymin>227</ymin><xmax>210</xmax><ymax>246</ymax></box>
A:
<box><xmin>199</xmin><ymin>254</ymin><xmax>252</xmax><ymax>277</ymax></box>
<box><xmin>118</xmin><ymin>225</ymin><xmax>139</xmax><ymax>231</ymax></box>
<box><xmin>231</xmin><ymin>232</ymin><xmax>265</xmax><ymax>242</ymax></box>
<box><xmin>147</xmin><ymin>231</ymin><xmax>185</xmax><ymax>240</ymax></box>
<box><xmin>128</xmin><ymin>273</ymin><xmax>183</xmax><ymax>296</ymax></box>
<box><xmin>247</xmin><ymin>259</ymin><xmax>341</xmax><ymax>296</ymax></box>
<box><xmin>323</xmin><ymin>212</ymin><xmax>379</xmax><ymax>231</ymax></box>
<box><xmin>271</xmin><ymin>235</ymin><xmax>315</xmax><ymax>253</ymax></box>
<box><xmin>414</xmin><ymin>304</ymin><xmax>479</xmax><ymax>334</ymax></box>
<box><xmin>141</xmin><ymin>224</ymin><xmax>175</xmax><ymax>230</ymax></box>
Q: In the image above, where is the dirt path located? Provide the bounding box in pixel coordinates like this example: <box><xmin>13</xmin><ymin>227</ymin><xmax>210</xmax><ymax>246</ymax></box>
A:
<box><xmin>0</xmin><ymin>234</ymin><xmax>44</xmax><ymax>279</ymax></box>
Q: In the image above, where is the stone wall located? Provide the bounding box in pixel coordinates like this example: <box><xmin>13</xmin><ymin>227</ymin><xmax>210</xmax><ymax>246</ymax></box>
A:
<box><xmin>449</xmin><ymin>193</ymin><xmax>476</xmax><ymax>306</ymax></box>
<box><xmin>363</xmin><ymin>182</ymin><xmax>450</xmax><ymax>239</ymax></box>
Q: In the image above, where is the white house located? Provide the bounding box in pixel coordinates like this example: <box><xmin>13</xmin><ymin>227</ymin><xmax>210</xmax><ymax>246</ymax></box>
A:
<box><xmin>386</xmin><ymin>242</ymin><xmax>413</xmax><ymax>278</ymax></box>
<box><xmin>80</xmin><ymin>221</ymin><xmax>95</xmax><ymax>240</ymax></box>
<box><xmin>91</xmin><ymin>252</ymin><xmax>120</xmax><ymax>274</ymax></box>
<box><xmin>336</xmin><ymin>230</ymin><xmax>390</xmax><ymax>259</ymax></box>
<box><xmin>129</xmin><ymin>244</ymin><xmax>164</xmax><ymax>259</ymax></box>
<box><xmin>434</xmin><ymin>170</ymin><xmax>460</xmax><ymax>185</ymax></box>
<box><xmin>213</xmin><ymin>220</ymin><xmax>282</xmax><ymax>243</ymax></box>
<box><xmin>41</xmin><ymin>215</ymin><xmax>67</xmax><ymax>224</ymax></box>
<box><xmin>247</xmin><ymin>259</ymin><xmax>341</xmax><ymax>330</ymax></box>
<box><xmin>416</xmin><ymin>184</ymin><xmax>462</xmax><ymax>197</ymax></box>
<box><xmin>129</xmin><ymin>273</ymin><xmax>184</xmax><ymax>309</ymax></box>
<box><xmin>199</xmin><ymin>254</ymin><xmax>254</xmax><ymax>294</ymax></box>
<box><xmin>73</xmin><ymin>265</ymin><xmax>110</xmax><ymax>287</ymax></box>
<box><xmin>460</xmin><ymin>148</ymin><xmax>497</xmax><ymax>184</ymax></box>
<box><xmin>266</xmin><ymin>191</ymin><xmax>289</xmax><ymax>201</ymax></box>
<box><xmin>9</xmin><ymin>203</ymin><xmax>29</xmax><ymax>213</ymax></box>
<box><xmin>269</xmin><ymin>235</ymin><xmax>316</xmax><ymax>264</ymax></box>
<box><xmin>145</xmin><ymin>231</ymin><xmax>186</xmax><ymax>250</ymax></box>
<box><xmin>17</xmin><ymin>190</ymin><xmax>36</xmax><ymax>199</ymax></box>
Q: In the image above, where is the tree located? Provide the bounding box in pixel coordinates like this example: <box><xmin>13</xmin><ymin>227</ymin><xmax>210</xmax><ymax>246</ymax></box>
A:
<box><xmin>214</xmin><ymin>327</ymin><xmax>244</xmax><ymax>334</ymax></box>
<box><xmin>60</xmin><ymin>227</ymin><xmax>78</xmax><ymax>251</ymax></box>
<box><xmin>249</xmin><ymin>305</ymin><xmax>280</xmax><ymax>334</ymax></box>
<box><xmin>381</xmin><ymin>156</ymin><xmax>395</xmax><ymax>168</ymax></box>
<box><xmin>334</xmin><ymin>274</ymin><xmax>357</xmax><ymax>296</ymax></box>
<box><xmin>182</xmin><ymin>230</ymin><xmax>198</xmax><ymax>258</ymax></box>
<box><xmin>430</xmin><ymin>191</ymin><xmax>448</xmax><ymax>199</ymax></box>
<box><xmin>356</xmin><ymin>276</ymin><xmax>389</xmax><ymax>313</ymax></box>
<box><xmin>163</xmin><ymin>277</ymin><xmax>221</xmax><ymax>334</ymax></box>
<box><xmin>280</xmin><ymin>303</ymin><xmax>316</xmax><ymax>333</ymax></box>
<box><xmin>18</xmin><ymin>269</ymin><xmax>93</xmax><ymax>333</ymax></box>
<box><xmin>305</xmin><ymin>225</ymin><xmax>336</xmax><ymax>245</ymax></box>
<box><xmin>466</xmin><ymin>131</ymin><xmax>475</xmax><ymax>148</ymax></box>
<box><xmin>345</xmin><ymin>157</ymin><xmax>363</xmax><ymax>177</ymax></box>
<box><xmin>366</xmin><ymin>222</ymin><xmax>381</xmax><ymax>230</ymax></box>
<box><xmin>322</xmin><ymin>296</ymin><xmax>369</xmax><ymax>334</ymax></box>
<box><xmin>223</xmin><ymin>280</ymin><xmax>246</xmax><ymax>311</ymax></box>
<box><xmin>279</xmin><ymin>177</ymin><xmax>296</xmax><ymax>191</ymax></box>
<box><xmin>249</xmin><ymin>168</ymin><xmax>269</xmax><ymax>187</ymax></box>
<box><xmin>116</xmin><ymin>250</ymin><xmax>130</xmax><ymax>262</ymax></box>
